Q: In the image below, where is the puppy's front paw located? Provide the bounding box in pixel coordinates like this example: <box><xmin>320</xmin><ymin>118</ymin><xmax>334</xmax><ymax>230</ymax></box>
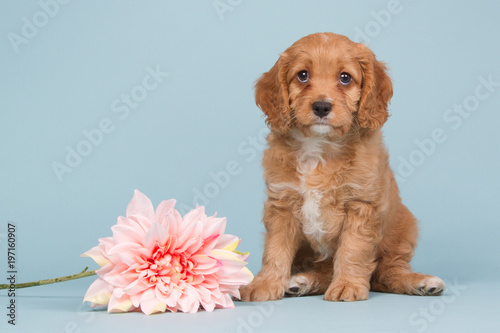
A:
<box><xmin>324</xmin><ymin>281</ymin><xmax>369</xmax><ymax>302</ymax></box>
<box><xmin>239</xmin><ymin>277</ymin><xmax>286</xmax><ymax>302</ymax></box>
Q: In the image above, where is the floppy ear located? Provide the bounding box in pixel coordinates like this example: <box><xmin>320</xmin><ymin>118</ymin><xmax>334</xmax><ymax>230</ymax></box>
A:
<box><xmin>356</xmin><ymin>45</ymin><xmax>393</xmax><ymax>129</ymax></box>
<box><xmin>255</xmin><ymin>53</ymin><xmax>292</xmax><ymax>133</ymax></box>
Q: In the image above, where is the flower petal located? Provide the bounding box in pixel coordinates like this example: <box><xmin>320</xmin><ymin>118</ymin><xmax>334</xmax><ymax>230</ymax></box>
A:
<box><xmin>191</xmin><ymin>254</ymin><xmax>220</xmax><ymax>275</ymax></box>
<box><xmin>202</xmin><ymin>216</ymin><xmax>226</xmax><ymax>239</ymax></box>
<box><xmin>176</xmin><ymin>220</ymin><xmax>203</xmax><ymax>251</ymax></box>
<box><xmin>83</xmin><ymin>278</ymin><xmax>113</xmax><ymax>306</ymax></box>
<box><xmin>215</xmin><ymin>234</ymin><xmax>240</xmax><ymax>251</ymax></box>
<box><xmin>142</xmin><ymin>222</ymin><xmax>169</xmax><ymax>248</ymax></box>
<box><xmin>129</xmin><ymin>287</ymin><xmax>153</xmax><ymax>307</ymax></box>
<box><xmin>108</xmin><ymin>289</ymin><xmax>135</xmax><ymax>313</ymax></box>
<box><xmin>156</xmin><ymin>287</ymin><xmax>181</xmax><ymax>308</ymax></box>
<box><xmin>210</xmin><ymin>249</ymin><xmax>249</xmax><ymax>276</ymax></box>
<box><xmin>99</xmin><ymin>262</ymin><xmax>136</xmax><ymax>287</ymax></box>
<box><xmin>123</xmin><ymin>276</ymin><xmax>152</xmax><ymax>295</ymax></box>
<box><xmin>198</xmin><ymin>234</ymin><xmax>221</xmax><ymax>254</ymax></box>
<box><xmin>181</xmin><ymin>206</ymin><xmax>204</xmax><ymax>227</ymax></box>
<box><xmin>214</xmin><ymin>293</ymin><xmax>235</xmax><ymax>309</ymax></box>
<box><xmin>218</xmin><ymin>267</ymin><xmax>254</xmax><ymax>286</ymax></box>
<box><xmin>177</xmin><ymin>289</ymin><xmax>200</xmax><ymax>313</ymax></box>
<box><xmin>108</xmin><ymin>241</ymin><xmax>146</xmax><ymax>266</ymax></box>
<box><xmin>140</xmin><ymin>298</ymin><xmax>167</xmax><ymax>315</ymax></box>
<box><xmin>155</xmin><ymin>199</ymin><xmax>177</xmax><ymax>225</ymax></box>
<box><xmin>238</xmin><ymin>251</ymin><xmax>250</xmax><ymax>262</ymax></box>
<box><xmin>210</xmin><ymin>288</ymin><xmax>233</xmax><ymax>309</ymax></box>
<box><xmin>163</xmin><ymin>208</ymin><xmax>181</xmax><ymax>235</ymax></box>
<box><xmin>223</xmin><ymin>238</ymin><xmax>240</xmax><ymax>252</ymax></box>
<box><xmin>128</xmin><ymin>215</ymin><xmax>153</xmax><ymax>233</ymax></box>
<box><xmin>126</xmin><ymin>189</ymin><xmax>156</xmax><ymax>222</ymax></box>
<box><xmin>81</xmin><ymin>245</ymin><xmax>109</xmax><ymax>267</ymax></box>
<box><xmin>177</xmin><ymin>236</ymin><xmax>203</xmax><ymax>255</ymax></box>
<box><xmin>111</xmin><ymin>224</ymin><xmax>144</xmax><ymax>244</ymax></box>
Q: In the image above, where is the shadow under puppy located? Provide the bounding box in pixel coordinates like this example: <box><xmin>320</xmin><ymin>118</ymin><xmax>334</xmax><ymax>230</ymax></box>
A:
<box><xmin>239</xmin><ymin>32</ymin><xmax>445</xmax><ymax>302</ymax></box>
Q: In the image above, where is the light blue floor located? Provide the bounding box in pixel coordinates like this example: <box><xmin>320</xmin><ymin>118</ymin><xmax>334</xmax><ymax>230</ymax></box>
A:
<box><xmin>2</xmin><ymin>277</ymin><xmax>499</xmax><ymax>333</ymax></box>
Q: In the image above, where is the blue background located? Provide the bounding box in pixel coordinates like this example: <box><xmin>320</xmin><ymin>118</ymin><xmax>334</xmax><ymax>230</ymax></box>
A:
<box><xmin>1</xmin><ymin>1</ymin><xmax>499</xmax><ymax>332</ymax></box>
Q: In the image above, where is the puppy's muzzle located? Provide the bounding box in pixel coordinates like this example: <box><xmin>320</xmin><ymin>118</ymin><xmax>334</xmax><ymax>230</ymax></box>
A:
<box><xmin>312</xmin><ymin>100</ymin><xmax>332</xmax><ymax>118</ymax></box>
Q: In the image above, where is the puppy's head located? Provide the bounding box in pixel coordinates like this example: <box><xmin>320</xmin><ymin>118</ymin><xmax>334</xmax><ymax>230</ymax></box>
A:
<box><xmin>255</xmin><ymin>32</ymin><xmax>393</xmax><ymax>138</ymax></box>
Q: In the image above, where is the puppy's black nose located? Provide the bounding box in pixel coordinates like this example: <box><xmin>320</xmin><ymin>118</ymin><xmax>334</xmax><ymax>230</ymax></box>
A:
<box><xmin>312</xmin><ymin>101</ymin><xmax>332</xmax><ymax>118</ymax></box>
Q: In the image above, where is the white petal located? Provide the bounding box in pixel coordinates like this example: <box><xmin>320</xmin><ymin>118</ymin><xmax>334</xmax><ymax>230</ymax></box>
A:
<box><xmin>83</xmin><ymin>278</ymin><xmax>113</xmax><ymax>306</ymax></box>
<box><xmin>107</xmin><ymin>289</ymin><xmax>135</xmax><ymax>313</ymax></box>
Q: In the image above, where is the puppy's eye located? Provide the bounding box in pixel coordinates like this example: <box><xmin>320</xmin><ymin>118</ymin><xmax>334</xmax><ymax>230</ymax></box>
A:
<box><xmin>339</xmin><ymin>72</ymin><xmax>352</xmax><ymax>85</ymax></box>
<box><xmin>297</xmin><ymin>70</ymin><xmax>309</xmax><ymax>83</ymax></box>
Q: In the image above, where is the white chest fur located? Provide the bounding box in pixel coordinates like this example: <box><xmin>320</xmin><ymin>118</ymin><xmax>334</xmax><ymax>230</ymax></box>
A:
<box><xmin>299</xmin><ymin>164</ymin><xmax>327</xmax><ymax>254</ymax></box>
<box><xmin>295</xmin><ymin>133</ymin><xmax>333</xmax><ymax>258</ymax></box>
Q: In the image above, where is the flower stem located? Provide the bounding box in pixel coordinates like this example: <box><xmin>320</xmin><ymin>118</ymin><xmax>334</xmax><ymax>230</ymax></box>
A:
<box><xmin>0</xmin><ymin>267</ymin><xmax>96</xmax><ymax>290</ymax></box>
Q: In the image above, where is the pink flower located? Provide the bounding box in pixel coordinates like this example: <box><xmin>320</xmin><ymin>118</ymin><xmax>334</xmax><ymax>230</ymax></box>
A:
<box><xmin>82</xmin><ymin>190</ymin><xmax>253</xmax><ymax>314</ymax></box>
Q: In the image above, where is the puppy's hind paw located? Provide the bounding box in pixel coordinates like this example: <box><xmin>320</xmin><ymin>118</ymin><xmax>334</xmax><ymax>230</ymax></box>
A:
<box><xmin>416</xmin><ymin>276</ymin><xmax>446</xmax><ymax>296</ymax></box>
<box><xmin>286</xmin><ymin>273</ymin><xmax>315</xmax><ymax>297</ymax></box>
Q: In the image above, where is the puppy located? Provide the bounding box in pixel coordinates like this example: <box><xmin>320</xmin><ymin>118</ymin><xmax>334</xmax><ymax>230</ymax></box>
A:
<box><xmin>239</xmin><ymin>32</ymin><xmax>445</xmax><ymax>302</ymax></box>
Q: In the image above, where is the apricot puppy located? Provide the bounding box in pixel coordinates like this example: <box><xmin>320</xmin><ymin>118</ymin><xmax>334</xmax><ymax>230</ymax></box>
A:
<box><xmin>239</xmin><ymin>32</ymin><xmax>445</xmax><ymax>302</ymax></box>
